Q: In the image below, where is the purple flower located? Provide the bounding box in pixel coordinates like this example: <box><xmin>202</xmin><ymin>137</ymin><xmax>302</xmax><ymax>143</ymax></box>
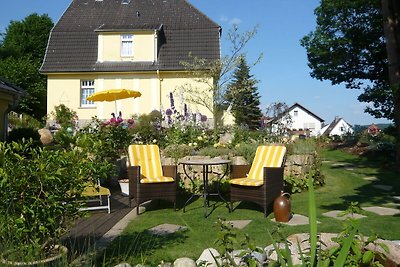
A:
<box><xmin>169</xmin><ymin>92</ymin><xmax>175</xmax><ymax>109</ymax></box>
<box><xmin>184</xmin><ymin>104</ymin><xmax>188</xmax><ymax>117</ymax></box>
<box><xmin>166</xmin><ymin>108</ymin><xmax>173</xmax><ymax>116</ymax></box>
<box><xmin>201</xmin><ymin>115</ymin><xmax>207</xmax><ymax>122</ymax></box>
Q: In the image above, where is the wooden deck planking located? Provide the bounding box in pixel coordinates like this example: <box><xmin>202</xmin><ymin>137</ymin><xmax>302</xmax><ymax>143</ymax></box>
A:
<box><xmin>62</xmin><ymin>185</ymin><xmax>134</xmax><ymax>255</ymax></box>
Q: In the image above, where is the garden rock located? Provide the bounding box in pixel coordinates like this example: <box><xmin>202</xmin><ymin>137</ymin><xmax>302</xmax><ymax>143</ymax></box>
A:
<box><xmin>219</xmin><ymin>132</ymin><xmax>233</xmax><ymax>145</ymax></box>
<box><xmin>264</xmin><ymin>233</ymin><xmax>400</xmax><ymax>265</ymax></box>
<box><xmin>114</xmin><ymin>263</ymin><xmax>131</xmax><ymax>267</ymax></box>
<box><xmin>232</xmin><ymin>249</ymin><xmax>266</xmax><ymax>266</ymax></box>
<box><xmin>38</xmin><ymin>128</ymin><xmax>53</xmax><ymax>145</ymax></box>
<box><xmin>158</xmin><ymin>262</ymin><xmax>173</xmax><ymax>267</ymax></box>
<box><xmin>365</xmin><ymin>239</ymin><xmax>400</xmax><ymax>265</ymax></box>
<box><xmin>196</xmin><ymin>248</ymin><xmax>221</xmax><ymax>266</ymax></box>
<box><xmin>173</xmin><ymin>257</ymin><xmax>196</xmax><ymax>267</ymax></box>
<box><xmin>284</xmin><ymin>154</ymin><xmax>316</xmax><ymax>178</ymax></box>
<box><xmin>230</xmin><ymin>156</ymin><xmax>248</xmax><ymax>165</ymax></box>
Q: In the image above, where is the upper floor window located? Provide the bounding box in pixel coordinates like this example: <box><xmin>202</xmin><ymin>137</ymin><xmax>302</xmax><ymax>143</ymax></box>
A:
<box><xmin>81</xmin><ymin>80</ymin><xmax>95</xmax><ymax>107</ymax></box>
<box><xmin>293</xmin><ymin>110</ymin><xmax>298</xmax><ymax>116</ymax></box>
<box><xmin>121</xmin><ymin>34</ymin><xmax>133</xmax><ymax>56</ymax></box>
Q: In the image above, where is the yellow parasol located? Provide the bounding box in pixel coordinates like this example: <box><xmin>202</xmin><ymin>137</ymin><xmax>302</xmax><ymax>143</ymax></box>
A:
<box><xmin>87</xmin><ymin>89</ymin><xmax>142</xmax><ymax>114</ymax></box>
<box><xmin>87</xmin><ymin>89</ymin><xmax>141</xmax><ymax>102</ymax></box>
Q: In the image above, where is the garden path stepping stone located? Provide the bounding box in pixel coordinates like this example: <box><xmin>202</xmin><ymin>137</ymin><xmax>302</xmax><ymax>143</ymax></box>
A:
<box><xmin>393</xmin><ymin>196</ymin><xmax>400</xmax><ymax>202</ymax></box>
<box><xmin>322</xmin><ymin>210</ymin><xmax>367</xmax><ymax>220</ymax></box>
<box><xmin>372</xmin><ymin>184</ymin><xmax>393</xmax><ymax>191</ymax></box>
<box><xmin>271</xmin><ymin>214</ymin><xmax>319</xmax><ymax>226</ymax></box>
<box><xmin>147</xmin><ymin>223</ymin><xmax>186</xmax><ymax>236</ymax></box>
<box><xmin>363</xmin><ymin>176</ymin><xmax>378</xmax><ymax>181</ymax></box>
<box><xmin>362</xmin><ymin>206</ymin><xmax>400</xmax><ymax>216</ymax></box>
<box><xmin>226</xmin><ymin>220</ymin><xmax>252</xmax><ymax>229</ymax></box>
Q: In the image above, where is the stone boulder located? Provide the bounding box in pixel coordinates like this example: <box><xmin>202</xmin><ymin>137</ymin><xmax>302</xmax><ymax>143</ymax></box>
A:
<box><xmin>173</xmin><ymin>257</ymin><xmax>196</xmax><ymax>267</ymax></box>
<box><xmin>38</xmin><ymin>128</ymin><xmax>53</xmax><ymax>145</ymax></box>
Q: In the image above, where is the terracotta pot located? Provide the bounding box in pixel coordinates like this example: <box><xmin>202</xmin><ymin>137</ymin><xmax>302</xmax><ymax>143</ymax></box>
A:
<box><xmin>273</xmin><ymin>192</ymin><xmax>291</xmax><ymax>222</ymax></box>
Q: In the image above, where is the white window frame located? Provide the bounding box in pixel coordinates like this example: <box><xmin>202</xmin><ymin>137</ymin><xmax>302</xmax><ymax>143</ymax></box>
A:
<box><xmin>121</xmin><ymin>34</ymin><xmax>134</xmax><ymax>57</ymax></box>
<box><xmin>80</xmin><ymin>80</ymin><xmax>95</xmax><ymax>107</ymax></box>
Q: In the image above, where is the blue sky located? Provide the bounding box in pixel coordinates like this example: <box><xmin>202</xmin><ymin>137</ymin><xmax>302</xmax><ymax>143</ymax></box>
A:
<box><xmin>0</xmin><ymin>0</ymin><xmax>391</xmax><ymax>126</ymax></box>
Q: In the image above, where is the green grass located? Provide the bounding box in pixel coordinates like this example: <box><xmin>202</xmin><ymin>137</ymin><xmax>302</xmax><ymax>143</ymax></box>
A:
<box><xmin>97</xmin><ymin>147</ymin><xmax>400</xmax><ymax>266</ymax></box>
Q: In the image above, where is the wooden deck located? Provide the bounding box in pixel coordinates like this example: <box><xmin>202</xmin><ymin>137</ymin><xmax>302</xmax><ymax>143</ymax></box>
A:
<box><xmin>62</xmin><ymin>184</ymin><xmax>134</xmax><ymax>255</ymax></box>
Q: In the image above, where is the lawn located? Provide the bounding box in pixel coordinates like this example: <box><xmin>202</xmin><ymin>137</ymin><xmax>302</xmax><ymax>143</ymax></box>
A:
<box><xmin>97</xmin><ymin>147</ymin><xmax>400</xmax><ymax>266</ymax></box>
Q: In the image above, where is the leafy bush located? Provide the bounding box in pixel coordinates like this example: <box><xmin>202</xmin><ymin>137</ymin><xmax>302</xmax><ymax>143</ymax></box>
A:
<box><xmin>0</xmin><ymin>141</ymin><xmax>99</xmax><ymax>259</ymax></box>
<box><xmin>130</xmin><ymin>112</ymin><xmax>165</xmax><ymax>146</ymax></box>
<box><xmin>53</xmin><ymin>127</ymin><xmax>76</xmax><ymax>148</ymax></box>
<box><xmin>51</xmin><ymin>104</ymin><xmax>76</xmax><ymax>128</ymax></box>
<box><xmin>231</xmin><ymin>127</ymin><xmax>271</xmax><ymax>146</ymax></box>
<box><xmin>197</xmin><ymin>147</ymin><xmax>232</xmax><ymax>158</ymax></box>
<box><xmin>8</xmin><ymin>112</ymin><xmax>44</xmax><ymax>129</ymax></box>
<box><xmin>77</xmin><ymin>117</ymin><xmax>133</xmax><ymax>160</ymax></box>
<box><xmin>287</xmin><ymin>138</ymin><xmax>317</xmax><ymax>155</ymax></box>
<box><xmin>231</xmin><ymin>143</ymin><xmax>258</xmax><ymax>162</ymax></box>
<box><xmin>164</xmin><ymin>123</ymin><xmax>215</xmax><ymax>149</ymax></box>
<box><xmin>163</xmin><ymin>144</ymin><xmax>195</xmax><ymax>163</ymax></box>
<box><xmin>7</xmin><ymin>127</ymin><xmax>41</xmax><ymax>147</ymax></box>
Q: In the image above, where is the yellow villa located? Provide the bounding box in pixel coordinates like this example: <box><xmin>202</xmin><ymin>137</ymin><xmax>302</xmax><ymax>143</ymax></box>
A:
<box><xmin>40</xmin><ymin>0</ymin><xmax>221</xmax><ymax>125</ymax></box>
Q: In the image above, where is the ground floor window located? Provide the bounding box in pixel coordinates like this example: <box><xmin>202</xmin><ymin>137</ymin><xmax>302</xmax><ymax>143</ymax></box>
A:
<box><xmin>81</xmin><ymin>80</ymin><xmax>95</xmax><ymax>107</ymax></box>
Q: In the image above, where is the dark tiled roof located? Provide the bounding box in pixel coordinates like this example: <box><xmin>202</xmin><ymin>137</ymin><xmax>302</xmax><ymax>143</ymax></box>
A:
<box><xmin>40</xmin><ymin>0</ymin><xmax>220</xmax><ymax>73</ymax></box>
<box><xmin>0</xmin><ymin>77</ymin><xmax>26</xmax><ymax>96</ymax></box>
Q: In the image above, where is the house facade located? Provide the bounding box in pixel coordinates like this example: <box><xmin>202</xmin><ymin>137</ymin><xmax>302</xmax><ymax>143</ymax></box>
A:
<box><xmin>0</xmin><ymin>77</ymin><xmax>25</xmax><ymax>141</ymax></box>
<box><xmin>271</xmin><ymin>103</ymin><xmax>324</xmax><ymax>137</ymax></box>
<box><xmin>40</xmin><ymin>0</ymin><xmax>220</xmax><ymax>124</ymax></box>
<box><xmin>321</xmin><ymin>117</ymin><xmax>354</xmax><ymax>137</ymax></box>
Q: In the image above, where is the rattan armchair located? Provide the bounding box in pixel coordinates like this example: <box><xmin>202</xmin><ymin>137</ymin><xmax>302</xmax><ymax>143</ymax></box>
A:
<box><xmin>127</xmin><ymin>144</ymin><xmax>177</xmax><ymax>214</ymax></box>
<box><xmin>229</xmin><ymin>145</ymin><xmax>286</xmax><ymax>217</ymax></box>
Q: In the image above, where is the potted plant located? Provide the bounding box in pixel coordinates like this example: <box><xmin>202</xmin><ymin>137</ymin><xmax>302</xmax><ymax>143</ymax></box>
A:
<box><xmin>0</xmin><ymin>140</ymin><xmax>103</xmax><ymax>265</ymax></box>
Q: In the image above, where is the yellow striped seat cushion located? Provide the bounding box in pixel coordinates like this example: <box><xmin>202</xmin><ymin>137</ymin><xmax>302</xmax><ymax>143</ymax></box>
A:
<box><xmin>140</xmin><ymin>176</ymin><xmax>175</xmax><ymax>183</ymax></box>
<box><xmin>128</xmin><ymin>144</ymin><xmax>174</xmax><ymax>184</ymax></box>
<box><xmin>229</xmin><ymin>145</ymin><xmax>286</xmax><ymax>187</ymax></box>
<box><xmin>229</xmin><ymin>178</ymin><xmax>263</xmax><ymax>186</ymax></box>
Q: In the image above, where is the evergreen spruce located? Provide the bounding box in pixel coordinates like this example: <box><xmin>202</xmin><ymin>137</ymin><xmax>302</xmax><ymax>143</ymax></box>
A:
<box><xmin>224</xmin><ymin>57</ymin><xmax>262</xmax><ymax>129</ymax></box>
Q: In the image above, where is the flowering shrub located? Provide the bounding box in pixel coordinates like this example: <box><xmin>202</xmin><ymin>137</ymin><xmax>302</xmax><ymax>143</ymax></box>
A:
<box><xmin>130</xmin><ymin>111</ymin><xmax>166</xmax><ymax>146</ymax></box>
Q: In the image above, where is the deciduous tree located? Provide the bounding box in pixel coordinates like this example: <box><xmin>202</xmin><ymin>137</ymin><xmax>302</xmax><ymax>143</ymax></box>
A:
<box><xmin>0</xmin><ymin>13</ymin><xmax>53</xmax><ymax>120</ymax></box>
<box><xmin>300</xmin><ymin>0</ymin><xmax>400</xmax><ymax>169</ymax></box>
<box><xmin>179</xmin><ymin>25</ymin><xmax>262</xmax><ymax>130</ymax></box>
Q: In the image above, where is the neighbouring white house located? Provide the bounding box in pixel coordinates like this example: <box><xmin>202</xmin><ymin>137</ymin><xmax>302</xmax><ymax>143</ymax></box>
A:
<box><xmin>269</xmin><ymin>103</ymin><xmax>325</xmax><ymax>137</ymax></box>
<box><xmin>321</xmin><ymin>117</ymin><xmax>354</xmax><ymax>137</ymax></box>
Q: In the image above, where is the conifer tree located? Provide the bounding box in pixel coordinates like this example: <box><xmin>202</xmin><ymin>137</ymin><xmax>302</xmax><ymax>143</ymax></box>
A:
<box><xmin>224</xmin><ymin>56</ymin><xmax>262</xmax><ymax>129</ymax></box>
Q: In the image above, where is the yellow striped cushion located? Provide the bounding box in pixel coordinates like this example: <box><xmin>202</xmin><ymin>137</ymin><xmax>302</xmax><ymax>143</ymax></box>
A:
<box><xmin>141</xmin><ymin>177</ymin><xmax>175</xmax><ymax>183</ymax></box>
<box><xmin>230</xmin><ymin>145</ymin><xmax>286</xmax><ymax>187</ymax></box>
<box><xmin>128</xmin><ymin>144</ymin><xmax>174</xmax><ymax>183</ymax></box>
<box><xmin>229</xmin><ymin>178</ymin><xmax>263</xmax><ymax>186</ymax></box>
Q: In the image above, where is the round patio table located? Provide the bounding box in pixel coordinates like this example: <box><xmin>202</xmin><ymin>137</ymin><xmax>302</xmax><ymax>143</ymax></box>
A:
<box><xmin>180</xmin><ymin>158</ymin><xmax>231</xmax><ymax>217</ymax></box>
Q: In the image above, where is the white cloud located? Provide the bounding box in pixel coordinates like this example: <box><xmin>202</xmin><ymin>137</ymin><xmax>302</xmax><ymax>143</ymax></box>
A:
<box><xmin>219</xmin><ymin>15</ymin><xmax>242</xmax><ymax>25</ymax></box>
<box><xmin>229</xmin><ymin>17</ymin><xmax>242</xmax><ymax>25</ymax></box>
